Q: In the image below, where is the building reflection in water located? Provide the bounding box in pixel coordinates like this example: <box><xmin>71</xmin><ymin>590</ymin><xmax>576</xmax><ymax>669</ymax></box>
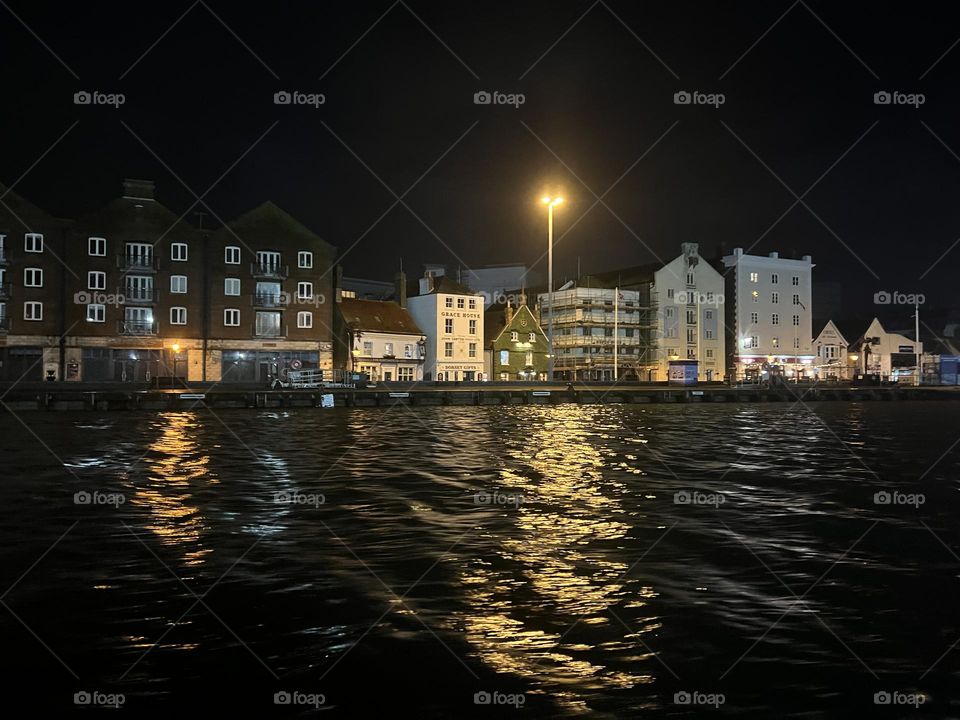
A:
<box><xmin>459</xmin><ymin>406</ymin><xmax>659</xmax><ymax>712</ymax></box>
<box><xmin>129</xmin><ymin>412</ymin><xmax>215</xmax><ymax>566</ymax></box>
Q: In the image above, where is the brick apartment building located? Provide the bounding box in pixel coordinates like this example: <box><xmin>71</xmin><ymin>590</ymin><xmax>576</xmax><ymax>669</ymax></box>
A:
<box><xmin>0</xmin><ymin>178</ymin><xmax>336</xmax><ymax>384</ymax></box>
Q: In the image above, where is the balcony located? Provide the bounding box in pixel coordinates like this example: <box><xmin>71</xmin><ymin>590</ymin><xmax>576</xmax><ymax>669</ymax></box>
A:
<box><xmin>251</xmin><ymin>262</ymin><xmax>288</xmax><ymax>279</ymax></box>
<box><xmin>253</xmin><ymin>321</ymin><xmax>287</xmax><ymax>338</ymax></box>
<box><xmin>117</xmin><ymin>254</ymin><xmax>157</xmax><ymax>272</ymax></box>
<box><xmin>0</xmin><ymin>282</ymin><xmax>10</xmax><ymax>300</ymax></box>
<box><xmin>118</xmin><ymin>320</ymin><xmax>158</xmax><ymax>335</ymax></box>
<box><xmin>251</xmin><ymin>293</ymin><xmax>285</xmax><ymax>308</ymax></box>
<box><xmin>124</xmin><ymin>287</ymin><xmax>158</xmax><ymax>304</ymax></box>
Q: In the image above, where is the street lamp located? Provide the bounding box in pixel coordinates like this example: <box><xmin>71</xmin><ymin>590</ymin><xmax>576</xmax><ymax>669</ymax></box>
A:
<box><xmin>541</xmin><ymin>195</ymin><xmax>564</xmax><ymax>381</ymax></box>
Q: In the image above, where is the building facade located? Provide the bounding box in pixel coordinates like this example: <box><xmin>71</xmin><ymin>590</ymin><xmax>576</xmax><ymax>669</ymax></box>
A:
<box><xmin>853</xmin><ymin>318</ymin><xmax>923</xmax><ymax>383</ymax></box>
<box><xmin>406</xmin><ymin>271</ymin><xmax>485</xmax><ymax>381</ymax></box>
<box><xmin>654</xmin><ymin>243</ymin><xmax>725</xmax><ymax>381</ymax></box>
<box><xmin>722</xmin><ymin>248</ymin><xmax>815</xmax><ymax>381</ymax></box>
<box><xmin>335</xmin><ymin>296</ymin><xmax>425</xmax><ymax>381</ymax></box>
<box><xmin>812</xmin><ymin>320</ymin><xmax>851</xmax><ymax>380</ymax></box>
<box><xmin>0</xmin><ymin>179</ymin><xmax>336</xmax><ymax>384</ymax></box>
<box><xmin>484</xmin><ymin>301</ymin><xmax>549</xmax><ymax>380</ymax></box>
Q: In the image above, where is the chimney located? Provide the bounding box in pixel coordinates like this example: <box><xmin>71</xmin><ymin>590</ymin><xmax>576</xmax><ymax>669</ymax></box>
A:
<box><xmin>505</xmin><ymin>298</ymin><xmax>514</xmax><ymax>326</ymax></box>
<box><xmin>122</xmin><ymin>178</ymin><xmax>155</xmax><ymax>201</ymax></box>
<box><xmin>769</xmin><ymin>251</ymin><xmax>779</xmax><ymax>259</ymax></box>
<box><xmin>394</xmin><ymin>270</ymin><xmax>407</xmax><ymax>308</ymax></box>
<box><xmin>334</xmin><ymin>265</ymin><xmax>344</xmax><ymax>303</ymax></box>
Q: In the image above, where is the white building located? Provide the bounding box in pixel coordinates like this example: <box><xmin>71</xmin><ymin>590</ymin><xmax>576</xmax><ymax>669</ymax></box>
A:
<box><xmin>338</xmin><ymin>297</ymin><xmax>425</xmax><ymax>382</ymax></box>
<box><xmin>854</xmin><ymin>317</ymin><xmax>922</xmax><ymax>383</ymax></box>
<box><xmin>406</xmin><ymin>271</ymin><xmax>485</xmax><ymax>381</ymax></box>
<box><xmin>812</xmin><ymin>320</ymin><xmax>850</xmax><ymax>380</ymax></box>
<box><xmin>654</xmin><ymin>243</ymin><xmax>725</xmax><ymax>381</ymax></box>
<box><xmin>722</xmin><ymin>248</ymin><xmax>815</xmax><ymax>380</ymax></box>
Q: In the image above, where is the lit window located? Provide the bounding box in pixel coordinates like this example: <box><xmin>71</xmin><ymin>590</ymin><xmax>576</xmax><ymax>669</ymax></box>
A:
<box><xmin>24</xmin><ymin>301</ymin><xmax>43</xmax><ymax>320</ymax></box>
<box><xmin>749</xmin><ymin>272</ymin><xmax>758</xmax><ymax>282</ymax></box>
<box><xmin>24</xmin><ymin>233</ymin><xmax>43</xmax><ymax>253</ymax></box>
<box><xmin>86</xmin><ymin>304</ymin><xmax>105</xmax><ymax>323</ymax></box>
<box><xmin>171</xmin><ymin>243</ymin><xmax>188</xmax><ymax>261</ymax></box>
<box><xmin>170</xmin><ymin>275</ymin><xmax>187</xmax><ymax>293</ymax></box>
<box><xmin>298</xmin><ymin>251</ymin><xmax>313</xmax><ymax>268</ymax></box>
<box><xmin>297</xmin><ymin>311</ymin><xmax>312</xmax><ymax>328</ymax></box>
<box><xmin>225</xmin><ymin>246</ymin><xmax>240</xmax><ymax>264</ymax></box>
<box><xmin>88</xmin><ymin>271</ymin><xmax>106</xmax><ymax>290</ymax></box>
<box><xmin>224</xmin><ymin>278</ymin><xmax>240</xmax><ymax>296</ymax></box>
<box><xmin>88</xmin><ymin>236</ymin><xmax>106</xmax><ymax>256</ymax></box>
<box><xmin>170</xmin><ymin>307</ymin><xmax>187</xmax><ymax>325</ymax></box>
<box><xmin>224</xmin><ymin>308</ymin><xmax>240</xmax><ymax>326</ymax></box>
<box><xmin>511</xmin><ymin>331</ymin><xmax>518</xmax><ymax>341</ymax></box>
<box><xmin>24</xmin><ymin>267</ymin><xmax>43</xmax><ymax>287</ymax></box>
<box><xmin>529</xmin><ymin>332</ymin><xmax>536</xmax><ymax>342</ymax></box>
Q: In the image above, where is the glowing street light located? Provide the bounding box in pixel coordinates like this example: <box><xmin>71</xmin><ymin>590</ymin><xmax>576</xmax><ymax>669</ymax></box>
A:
<box><xmin>541</xmin><ymin>195</ymin><xmax>564</xmax><ymax>381</ymax></box>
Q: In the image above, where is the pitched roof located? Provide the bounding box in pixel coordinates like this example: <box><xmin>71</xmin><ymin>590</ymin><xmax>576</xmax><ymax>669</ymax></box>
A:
<box><xmin>408</xmin><ymin>275</ymin><xmax>478</xmax><ymax>297</ymax></box>
<box><xmin>338</xmin><ymin>298</ymin><xmax>423</xmax><ymax>335</ymax></box>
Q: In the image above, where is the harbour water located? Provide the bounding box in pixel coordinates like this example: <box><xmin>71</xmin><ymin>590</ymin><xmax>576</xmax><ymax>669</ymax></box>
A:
<box><xmin>1</xmin><ymin>403</ymin><xmax>958</xmax><ymax>717</ymax></box>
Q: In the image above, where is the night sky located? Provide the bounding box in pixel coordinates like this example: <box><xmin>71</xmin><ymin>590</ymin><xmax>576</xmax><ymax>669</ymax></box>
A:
<box><xmin>3</xmin><ymin>1</ymin><xmax>959</xmax><ymax>330</ymax></box>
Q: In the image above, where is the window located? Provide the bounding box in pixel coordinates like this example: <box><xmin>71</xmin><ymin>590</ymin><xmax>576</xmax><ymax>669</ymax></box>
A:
<box><xmin>297</xmin><ymin>311</ymin><xmax>312</xmax><ymax>328</ymax></box>
<box><xmin>24</xmin><ymin>233</ymin><xmax>43</xmax><ymax>253</ymax></box>
<box><xmin>444</xmin><ymin>341</ymin><xmax>453</xmax><ymax>358</ymax></box>
<box><xmin>171</xmin><ymin>243</ymin><xmax>188</xmax><ymax>261</ymax></box>
<box><xmin>686</xmin><ymin>310</ymin><xmax>696</xmax><ymax>324</ymax></box>
<box><xmin>298</xmin><ymin>251</ymin><xmax>313</xmax><ymax>268</ymax></box>
<box><xmin>445</xmin><ymin>297</ymin><xmax>453</xmax><ymax>308</ymax></box>
<box><xmin>794</xmin><ymin>337</ymin><xmax>800</xmax><ymax>348</ymax></box>
<box><xmin>706</xmin><ymin>349</ymin><xmax>714</xmax><ymax>358</ymax></box>
<box><xmin>88</xmin><ymin>271</ymin><xmax>106</xmax><ymax>290</ymax></box>
<box><xmin>469</xmin><ymin>319</ymin><xmax>477</xmax><ymax>335</ymax></box>
<box><xmin>170</xmin><ymin>275</ymin><xmax>187</xmax><ymax>293</ymax></box>
<box><xmin>687</xmin><ymin>328</ymin><xmax>696</xmax><ymax>343</ymax></box>
<box><xmin>469</xmin><ymin>298</ymin><xmax>476</xmax><ymax>309</ymax></box>
<box><xmin>398</xmin><ymin>367</ymin><xmax>414</xmax><ymax>381</ymax></box>
<box><xmin>705</xmin><ymin>310</ymin><xmax>713</xmax><ymax>320</ymax></box>
<box><xmin>667</xmin><ymin>288</ymin><xmax>675</xmax><ymax>299</ymax></box>
<box><xmin>469</xmin><ymin>342</ymin><xmax>477</xmax><ymax>358</ymax></box>
<box><xmin>88</xmin><ymin>236</ymin><xmax>106</xmax><ymax>256</ymax></box>
<box><xmin>404</xmin><ymin>344</ymin><xmax>413</xmax><ymax>358</ymax></box>
<box><xmin>793</xmin><ymin>314</ymin><xmax>800</xmax><ymax>326</ymax></box>
<box><xmin>772</xmin><ymin>314</ymin><xmax>779</xmax><ymax>325</ymax></box>
<box><xmin>24</xmin><ymin>268</ymin><xmax>43</xmax><ymax>287</ymax></box>
<box><xmin>749</xmin><ymin>271</ymin><xmax>758</xmax><ymax>282</ymax></box>
<box><xmin>665</xmin><ymin>307</ymin><xmax>674</xmax><ymax>318</ymax></box>
<box><xmin>772</xmin><ymin>337</ymin><xmax>780</xmax><ymax>347</ymax></box>
<box><xmin>529</xmin><ymin>332</ymin><xmax>536</xmax><ymax>342</ymax></box>
<box><xmin>771</xmin><ymin>273</ymin><xmax>779</xmax><ymax>284</ymax></box>
<box><xmin>705</xmin><ymin>329</ymin><xmax>714</xmax><ymax>339</ymax></box>
<box><xmin>86</xmin><ymin>303</ymin><xmax>105</xmax><ymax>323</ymax></box>
<box><xmin>792</xmin><ymin>276</ymin><xmax>799</xmax><ymax>286</ymax></box>
<box><xmin>384</xmin><ymin>342</ymin><xmax>394</xmax><ymax>356</ymax></box>
<box><xmin>224</xmin><ymin>278</ymin><xmax>240</xmax><ymax>296</ymax></box>
<box><xmin>793</xmin><ymin>294</ymin><xmax>800</xmax><ymax>305</ymax></box>
<box><xmin>750</xmin><ymin>335</ymin><xmax>759</xmax><ymax>347</ymax></box>
<box><xmin>363</xmin><ymin>341</ymin><xmax>373</xmax><ymax>355</ymax></box>
<box><xmin>772</xmin><ymin>292</ymin><xmax>779</xmax><ymax>304</ymax></box>
<box><xmin>297</xmin><ymin>282</ymin><xmax>313</xmax><ymax>299</ymax></box>
<box><xmin>224</xmin><ymin>308</ymin><xmax>240</xmax><ymax>326</ymax></box>
<box><xmin>457</xmin><ymin>297</ymin><xmax>465</xmax><ymax>309</ymax></box>
<box><xmin>510</xmin><ymin>331</ymin><xmax>518</xmax><ymax>341</ymax></box>
<box><xmin>525</xmin><ymin>351</ymin><xmax>533</xmax><ymax>365</ymax></box>
<box><xmin>24</xmin><ymin>301</ymin><xmax>42</xmax><ymax>320</ymax></box>
<box><xmin>445</xmin><ymin>318</ymin><xmax>453</xmax><ymax>333</ymax></box>
<box><xmin>225</xmin><ymin>246</ymin><xmax>240</xmax><ymax>264</ymax></box>
<box><xmin>686</xmin><ymin>272</ymin><xmax>694</xmax><ymax>285</ymax></box>
<box><xmin>752</xmin><ymin>290</ymin><xmax>759</xmax><ymax>302</ymax></box>
<box><xmin>750</xmin><ymin>312</ymin><xmax>758</xmax><ymax>324</ymax></box>
<box><xmin>170</xmin><ymin>307</ymin><xmax>187</xmax><ymax>325</ymax></box>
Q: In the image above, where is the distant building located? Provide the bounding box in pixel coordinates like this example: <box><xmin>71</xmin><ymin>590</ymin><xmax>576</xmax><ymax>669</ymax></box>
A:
<box><xmin>335</xmin><ymin>293</ymin><xmax>425</xmax><ymax>382</ymax></box>
<box><xmin>484</xmin><ymin>299</ymin><xmax>548</xmax><ymax>380</ymax></box>
<box><xmin>812</xmin><ymin>320</ymin><xmax>851</xmax><ymax>380</ymax></box>
<box><xmin>722</xmin><ymin>248</ymin><xmax>815</xmax><ymax>380</ymax></box>
<box><xmin>462</xmin><ymin>263</ymin><xmax>543</xmax><ymax>307</ymax></box>
<box><xmin>653</xmin><ymin>243</ymin><xmax>725</xmax><ymax>381</ymax></box>
<box><xmin>338</xmin><ymin>276</ymin><xmax>394</xmax><ymax>301</ymax></box>
<box><xmin>852</xmin><ymin>317</ymin><xmax>922</xmax><ymax>383</ymax></box>
<box><xmin>406</xmin><ymin>270</ymin><xmax>485</xmax><ymax>381</ymax></box>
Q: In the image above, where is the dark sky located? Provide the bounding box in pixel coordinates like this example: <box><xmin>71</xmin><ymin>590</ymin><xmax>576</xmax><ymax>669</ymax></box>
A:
<box><xmin>3</xmin><ymin>1</ymin><xmax>960</xmax><ymax>329</ymax></box>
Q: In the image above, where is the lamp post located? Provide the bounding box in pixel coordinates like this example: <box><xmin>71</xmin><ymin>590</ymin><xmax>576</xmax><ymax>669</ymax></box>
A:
<box><xmin>541</xmin><ymin>195</ymin><xmax>564</xmax><ymax>381</ymax></box>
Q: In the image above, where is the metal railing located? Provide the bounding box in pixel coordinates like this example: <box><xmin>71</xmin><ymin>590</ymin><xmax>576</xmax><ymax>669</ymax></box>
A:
<box><xmin>117</xmin><ymin>254</ymin><xmax>157</xmax><ymax>271</ymax></box>
<box><xmin>251</xmin><ymin>262</ymin><xmax>288</xmax><ymax>279</ymax></box>
<box><xmin>253</xmin><ymin>322</ymin><xmax>287</xmax><ymax>338</ymax></box>
<box><xmin>123</xmin><ymin>287</ymin><xmax>158</xmax><ymax>303</ymax></box>
<box><xmin>252</xmin><ymin>293</ymin><xmax>285</xmax><ymax>307</ymax></box>
<box><xmin>118</xmin><ymin>320</ymin><xmax>158</xmax><ymax>335</ymax></box>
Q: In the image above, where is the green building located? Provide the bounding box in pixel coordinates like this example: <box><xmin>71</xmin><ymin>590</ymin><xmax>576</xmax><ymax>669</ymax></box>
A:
<box><xmin>484</xmin><ymin>302</ymin><xmax>550</xmax><ymax>381</ymax></box>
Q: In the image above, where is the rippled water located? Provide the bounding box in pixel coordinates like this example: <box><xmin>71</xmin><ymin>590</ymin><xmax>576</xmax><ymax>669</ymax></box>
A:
<box><xmin>1</xmin><ymin>403</ymin><xmax>959</xmax><ymax>716</ymax></box>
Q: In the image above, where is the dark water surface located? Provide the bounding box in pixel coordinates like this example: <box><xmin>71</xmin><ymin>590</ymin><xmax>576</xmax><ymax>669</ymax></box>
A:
<box><xmin>1</xmin><ymin>403</ymin><xmax>959</xmax><ymax>717</ymax></box>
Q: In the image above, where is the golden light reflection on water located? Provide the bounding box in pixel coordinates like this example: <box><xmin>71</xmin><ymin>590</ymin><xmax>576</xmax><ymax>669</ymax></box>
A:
<box><xmin>459</xmin><ymin>406</ymin><xmax>657</xmax><ymax>709</ymax></box>
<box><xmin>130</xmin><ymin>412</ymin><xmax>216</xmax><ymax>565</ymax></box>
